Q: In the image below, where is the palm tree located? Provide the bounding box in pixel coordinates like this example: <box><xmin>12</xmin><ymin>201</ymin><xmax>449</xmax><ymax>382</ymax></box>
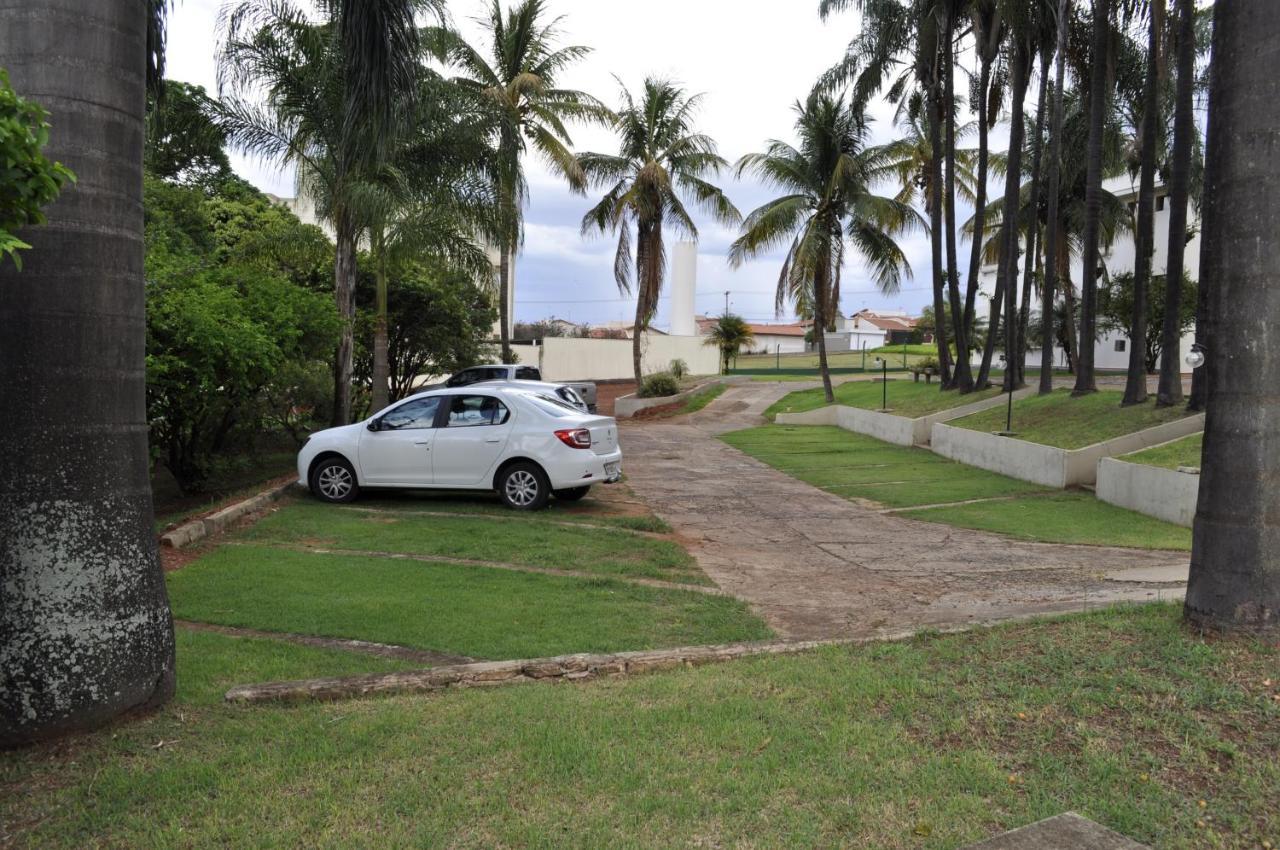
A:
<box><xmin>1073</xmin><ymin>0</ymin><xmax>1113</xmax><ymax>395</ymax></box>
<box><xmin>705</xmin><ymin>314</ymin><xmax>756</xmax><ymax>374</ymax></box>
<box><xmin>730</xmin><ymin>91</ymin><xmax>921</xmax><ymax>403</ymax></box>
<box><xmin>1155</xmin><ymin>0</ymin><xmax>1194</xmax><ymax>407</ymax></box>
<box><xmin>434</xmin><ymin>0</ymin><xmax>607</xmax><ymax>364</ymax></box>
<box><xmin>1184</xmin><ymin>2</ymin><xmax>1280</xmax><ymax>636</ymax></box>
<box><xmin>1</xmin><ymin>0</ymin><xmax>175</xmax><ymax>746</ymax></box>
<box><xmin>1039</xmin><ymin>0</ymin><xmax>1071</xmax><ymax>394</ymax></box>
<box><xmin>218</xmin><ymin>0</ymin><xmax>432</xmax><ymax>426</ymax></box>
<box><xmin>579</xmin><ymin>78</ymin><xmax>739</xmax><ymax>387</ymax></box>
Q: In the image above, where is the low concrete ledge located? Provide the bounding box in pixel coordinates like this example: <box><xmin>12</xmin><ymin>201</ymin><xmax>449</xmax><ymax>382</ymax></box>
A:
<box><xmin>777</xmin><ymin>387</ymin><xmax>1035</xmax><ymax>447</ymax></box>
<box><xmin>1097</xmin><ymin>457</ymin><xmax>1199</xmax><ymax>527</ymax></box>
<box><xmin>160</xmin><ymin>479</ymin><xmax>299</xmax><ymax>548</ymax></box>
<box><xmin>614</xmin><ymin>379</ymin><xmax>723</xmax><ymax>419</ymax></box>
<box><xmin>963</xmin><ymin>812</ymin><xmax>1148</xmax><ymax>849</ymax></box>
<box><xmin>931</xmin><ymin>414</ymin><xmax>1204</xmax><ymax>488</ymax></box>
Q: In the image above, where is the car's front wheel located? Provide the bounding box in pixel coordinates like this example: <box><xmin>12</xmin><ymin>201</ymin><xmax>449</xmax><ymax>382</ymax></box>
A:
<box><xmin>498</xmin><ymin>462</ymin><xmax>550</xmax><ymax>511</ymax></box>
<box><xmin>552</xmin><ymin>485</ymin><xmax>591</xmax><ymax>502</ymax></box>
<box><xmin>310</xmin><ymin>456</ymin><xmax>359</xmax><ymax>503</ymax></box>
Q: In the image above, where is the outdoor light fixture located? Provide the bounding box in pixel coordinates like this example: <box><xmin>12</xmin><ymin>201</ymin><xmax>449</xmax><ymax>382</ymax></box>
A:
<box><xmin>997</xmin><ymin>354</ymin><xmax>1015</xmax><ymax>436</ymax></box>
<box><xmin>1185</xmin><ymin>343</ymin><xmax>1207</xmax><ymax>370</ymax></box>
<box><xmin>874</xmin><ymin>357</ymin><xmax>888</xmax><ymax>409</ymax></box>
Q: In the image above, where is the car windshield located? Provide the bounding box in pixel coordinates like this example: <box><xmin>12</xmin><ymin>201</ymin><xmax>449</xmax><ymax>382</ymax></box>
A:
<box><xmin>521</xmin><ymin>392</ymin><xmax>581</xmax><ymax>417</ymax></box>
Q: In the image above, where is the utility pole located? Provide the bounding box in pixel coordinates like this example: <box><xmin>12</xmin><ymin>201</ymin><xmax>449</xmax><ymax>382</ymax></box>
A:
<box><xmin>724</xmin><ymin>290</ymin><xmax>730</xmax><ymax>316</ymax></box>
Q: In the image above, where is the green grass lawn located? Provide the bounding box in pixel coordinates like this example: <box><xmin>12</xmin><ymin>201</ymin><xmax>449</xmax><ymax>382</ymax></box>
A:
<box><xmin>951</xmin><ymin>389</ymin><xmax>1197</xmax><ymax>449</ymax></box>
<box><xmin>4</xmin><ymin>604</ymin><xmax>1275</xmax><ymax>848</ymax></box>
<box><xmin>723</xmin><ymin>425</ymin><xmax>1190</xmax><ymax>549</ymax></box>
<box><xmin>764</xmin><ymin>379</ymin><xmax>1003</xmax><ymax>421</ymax></box>
<box><xmin>241</xmin><ymin>499</ymin><xmax>701</xmax><ymax>583</ymax></box>
<box><xmin>167</xmin><ymin>545</ymin><xmax>770</xmax><ymax>660</ymax></box>
<box><xmin>1123</xmin><ymin>432</ymin><xmax>1204</xmax><ymax>470</ymax></box>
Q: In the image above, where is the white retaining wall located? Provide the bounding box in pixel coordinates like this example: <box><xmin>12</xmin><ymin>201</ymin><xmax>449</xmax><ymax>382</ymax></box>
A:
<box><xmin>1096</xmin><ymin>458</ymin><xmax>1200</xmax><ymax>527</ymax></box>
<box><xmin>930</xmin><ymin>414</ymin><xmax>1205</xmax><ymax>488</ymax></box>
<box><xmin>614</xmin><ymin>380</ymin><xmax>724</xmax><ymax>419</ymax></box>
<box><xmin>510</xmin><ymin>334</ymin><xmax>720</xmax><ymax>383</ymax></box>
<box><xmin>775</xmin><ymin>387</ymin><xmax>1036</xmax><ymax>447</ymax></box>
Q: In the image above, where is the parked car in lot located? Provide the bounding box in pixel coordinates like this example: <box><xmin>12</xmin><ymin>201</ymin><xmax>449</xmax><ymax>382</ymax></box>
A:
<box><xmin>298</xmin><ymin>386</ymin><xmax>622</xmax><ymax>510</ymax></box>
<box><xmin>443</xmin><ymin>364</ymin><xmax>598</xmax><ymax>412</ymax></box>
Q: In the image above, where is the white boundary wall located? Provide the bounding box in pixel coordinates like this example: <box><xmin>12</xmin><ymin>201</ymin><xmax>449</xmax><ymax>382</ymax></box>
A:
<box><xmin>510</xmin><ymin>333</ymin><xmax>720</xmax><ymax>382</ymax></box>
<box><xmin>930</xmin><ymin>414</ymin><xmax>1205</xmax><ymax>488</ymax></box>
<box><xmin>775</xmin><ymin>387</ymin><xmax>1036</xmax><ymax>446</ymax></box>
<box><xmin>1096</xmin><ymin>458</ymin><xmax>1200</xmax><ymax>527</ymax></box>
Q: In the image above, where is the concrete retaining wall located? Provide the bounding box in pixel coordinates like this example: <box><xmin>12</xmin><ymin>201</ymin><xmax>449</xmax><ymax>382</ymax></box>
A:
<box><xmin>1096</xmin><ymin>458</ymin><xmax>1200</xmax><ymax>526</ymax></box>
<box><xmin>930</xmin><ymin>414</ymin><xmax>1205</xmax><ymax>488</ymax></box>
<box><xmin>776</xmin><ymin>387</ymin><xmax>1035</xmax><ymax>447</ymax></box>
<box><xmin>614</xmin><ymin>379</ymin><xmax>724</xmax><ymax>419</ymax></box>
<box><xmin>511</xmin><ymin>333</ymin><xmax>721</xmax><ymax>382</ymax></box>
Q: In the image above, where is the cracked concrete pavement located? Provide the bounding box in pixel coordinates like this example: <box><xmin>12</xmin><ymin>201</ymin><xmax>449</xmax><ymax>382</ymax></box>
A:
<box><xmin>620</xmin><ymin>380</ymin><xmax>1189</xmax><ymax>640</ymax></box>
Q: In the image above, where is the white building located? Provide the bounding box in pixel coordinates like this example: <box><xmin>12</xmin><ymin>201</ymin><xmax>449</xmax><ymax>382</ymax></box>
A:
<box><xmin>695</xmin><ymin>316</ymin><xmax>808</xmax><ymax>354</ymax></box>
<box><xmin>823</xmin><ymin>309</ymin><xmax>921</xmax><ymax>352</ymax></box>
<box><xmin>974</xmin><ymin>174</ymin><xmax>1199</xmax><ymax>372</ymax></box>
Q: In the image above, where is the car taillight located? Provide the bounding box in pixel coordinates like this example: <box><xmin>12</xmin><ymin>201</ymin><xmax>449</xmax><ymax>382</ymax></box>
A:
<box><xmin>554</xmin><ymin>428</ymin><xmax>592</xmax><ymax>449</ymax></box>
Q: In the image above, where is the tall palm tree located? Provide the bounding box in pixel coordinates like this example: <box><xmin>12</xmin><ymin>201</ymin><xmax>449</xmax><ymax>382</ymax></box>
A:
<box><xmin>1039</xmin><ymin>0</ymin><xmax>1072</xmax><ymax>394</ymax></box>
<box><xmin>730</xmin><ymin>92</ymin><xmax>921</xmax><ymax>403</ymax></box>
<box><xmin>579</xmin><ymin>78</ymin><xmax>739</xmax><ymax>387</ymax></box>
<box><xmin>705</xmin><ymin>314</ymin><xmax>756</xmax><ymax>374</ymax></box>
<box><xmin>218</xmin><ymin>0</ymin><xmax>432</xmax><ymax>426</ymax></box>
<box><xmin>1072</xmin><ymin>0</ymin><xmax>1113</xmax><ymax>395</ymax></box>
<box><xmin>1184</xmin><ymin>2</ymin><xmax>1280</xmax><ymax>636</ymax></box>
<box><xmin>1120</xmin><ymin>0</ymin><xmax>1163</xmax><ymax>405</ymax></box>
<box><xmin>1</xmin><ymin>0</ymin><xmax>175</xmax><ymax>746</ymax></box>
<box><xmin>434</xmin><ymin>0</ymin><xmax>607</xmax><ymax>363</ymax></box>
<box><xmin>1155</xmin><ymin>0</ymin><xmax>1194</xmax><ymax>407</ymax></box>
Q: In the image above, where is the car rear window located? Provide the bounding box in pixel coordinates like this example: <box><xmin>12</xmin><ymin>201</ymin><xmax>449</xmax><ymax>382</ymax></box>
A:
<box><xmin>515</xmin><ymin>366</ymin><xmax>541</xmax><ymax>380</ymax></box>
<box><xmin>521</xmin><ymin>393</ymin><xmax>580</xmax><ymax>417</ymax></box>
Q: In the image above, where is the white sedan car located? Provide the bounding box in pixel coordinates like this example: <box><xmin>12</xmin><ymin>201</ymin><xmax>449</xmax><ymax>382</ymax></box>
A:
<box><xmin>297</xmin><ymin>386</ymin><xmax>622</xmax><ymax>510</ymax></box>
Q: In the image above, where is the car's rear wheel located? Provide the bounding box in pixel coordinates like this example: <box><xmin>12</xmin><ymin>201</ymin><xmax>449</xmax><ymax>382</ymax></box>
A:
<box><xmin>498</xmin><ymin>462</ymin><xmax>550</xmax><ymax>511</ymax></box>
<box><xmin>552</xmin><ymin>485</ymin><xmax>591</xmax><ymax>502</ymax></box>
<box><xmin>310</xmin><ymin>456</ymin><xmax>359</xmax><ymax>503</ymax></box>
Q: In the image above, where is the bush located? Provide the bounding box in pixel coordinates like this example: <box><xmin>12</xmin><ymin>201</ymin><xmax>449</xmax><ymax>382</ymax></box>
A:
<box><xmin>669</xmin><ymin>358</ymin><xmax>689</xmax><ymax>380</ymax></box>
<box><xmin>917</xmin><ymin>356</ymin><xmax>940</xmax><ymax>372</ymax></box>
<box><xmin>639</xmin><ymin>372</ymin><xmax>680</xmax><ymax>398</ymax></box>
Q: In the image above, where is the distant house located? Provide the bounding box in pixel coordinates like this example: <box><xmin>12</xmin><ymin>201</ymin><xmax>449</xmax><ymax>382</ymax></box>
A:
<box><xmin>695</xmin><ymin>316</ymin><xmax>809</xmax><ymax>354</ymax></box>
<box><xmin>822</xmin><ymin>309</ymin><xmax>923</xmax><ymax>352</ymax></box>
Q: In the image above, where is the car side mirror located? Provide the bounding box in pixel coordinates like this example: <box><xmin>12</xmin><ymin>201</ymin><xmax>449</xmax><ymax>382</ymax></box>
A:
<box><xmin>367</xmin><ymin>418</ymin><xmax>381</xmax><ymax>432</ymax></box>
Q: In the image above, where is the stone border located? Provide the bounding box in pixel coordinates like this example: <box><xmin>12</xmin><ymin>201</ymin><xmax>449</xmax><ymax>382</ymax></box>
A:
<box><xmin>930</xmin><ymin>414</ymin><xmax>1204</xmax><ymax>488</ymax></box>
<box><xmin>614</xmin><ymin>378</ymin><xmax>728</xmax><ymax>419</ymax></box>
<box><xmin>160</xmin><ymin>479</ymin><xmax>300</xmax><ymax>548</ymax></box>
<box><xmin>776</xmin><ymin>387</ymin><xmax>1036</xmax><ymax>446</ymax></box>
<box><xmin>1096</xmin><ymin>456</ymin><xmax>1199</xmax><ymax>527</ymax></box>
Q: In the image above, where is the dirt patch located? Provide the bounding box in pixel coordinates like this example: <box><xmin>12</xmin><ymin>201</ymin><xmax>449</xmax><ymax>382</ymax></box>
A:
<box><xmin>592</xmin><ymin>380</ymin><xmax>637</xmax><ymax>417</ymax></box>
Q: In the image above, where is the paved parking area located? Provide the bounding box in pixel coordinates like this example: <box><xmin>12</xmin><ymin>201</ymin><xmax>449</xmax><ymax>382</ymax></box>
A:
<box><xmin>621</xmin><ymin>382</ymin><xmax>1188</xmax><ymax>640</ymax></box>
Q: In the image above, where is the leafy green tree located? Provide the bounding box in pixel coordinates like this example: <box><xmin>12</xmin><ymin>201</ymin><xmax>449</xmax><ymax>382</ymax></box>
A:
<box><xmin>1097</xmin><ymin>271</ymin><xmax>1196</xmax><ymax>375</ymax></box>
<box><xmin>580</xmin><ymin>78</ymin><xmax>739</xmax><ymax>387</ymax></box>
<box><xmin>145</xmin><ymin>80</ymin><xmax>232</xmax><ymax>188</ymax></box>
<box><xmin>730</xmin><ymin>91</ymin><xmax>920</xmax><ymax>403</ymax></box>
<box><xmin>704</xmin><ymin>314</ymin><xmax>755</xmax><ymax>374</ymax></box>
<box><xmin>0</xmin><ymin>68</ymin><xmax>75</xmax><ymax>268</ymax></box>
<box><xmin>433</xmin><ymin>0</ymin><xmax>607</xmax><ymax>362</ymax></box>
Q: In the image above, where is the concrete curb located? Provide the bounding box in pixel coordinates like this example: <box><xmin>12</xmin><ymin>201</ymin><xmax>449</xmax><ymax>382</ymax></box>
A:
<box><xmin>160</xmin><ymin>479</ymin><xmax>300</xmax><ymax>549</ymax></box>
<box><xmin>614</xmin><ymin>378</ymin><xmax>726</xmax><ymax>419</ymax></box>
<box><xmin>776</xmin><ymin>387</ymin><xmax>1036</xmax><ymax>446</ymax></box>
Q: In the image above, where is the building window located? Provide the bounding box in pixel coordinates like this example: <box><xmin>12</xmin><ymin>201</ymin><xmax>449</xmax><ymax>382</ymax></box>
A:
<box><xmin>1115</xmin><ymin>339</ymin><xmax>1126</xmax><ymax>352</ymax></box>
<box><xmin>1156</xmin><ymin>195</ymin><xmax>1166</xmax><ymax>211</ymax></box>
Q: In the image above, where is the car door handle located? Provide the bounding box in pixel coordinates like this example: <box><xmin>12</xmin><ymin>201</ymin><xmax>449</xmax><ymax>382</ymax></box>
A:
<box><xmin>414</xmin><ymin>441</ymin><xmax>431</xmax><ymax>448</ymax></box>
<box><xmin>484</xmin><ymin>438</ymin><xmax>502</xmax><ymax>444</ymax></box>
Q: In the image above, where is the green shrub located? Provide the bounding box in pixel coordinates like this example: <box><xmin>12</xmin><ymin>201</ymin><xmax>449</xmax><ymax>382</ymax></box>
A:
<box><xmin>669</xmin><ymin>358</ymin><xmax>689</xmax><ymax>380</ymax></box>
<box><xmin>917</xmin><ymin>356</ymin><xmax>940</xmax><ymax>372</ymax></box>
<box><xmin>640</xmin><ymin>372</ymin><xmax>680</xmax><ymax>398</ymax></box>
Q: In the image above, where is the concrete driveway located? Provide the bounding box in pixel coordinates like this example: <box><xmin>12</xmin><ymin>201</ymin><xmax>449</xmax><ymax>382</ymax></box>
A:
<box><xmin>620</xmin><ymin>381</ymin><xmax>1189</xmax><ymax>640</ymax></box>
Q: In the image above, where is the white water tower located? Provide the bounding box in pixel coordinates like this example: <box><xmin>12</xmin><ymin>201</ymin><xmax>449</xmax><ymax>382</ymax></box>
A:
<box><xmin>670</xmin><ymin>241</ymin><xmax>697</xmax><ymax>336</ymax></box>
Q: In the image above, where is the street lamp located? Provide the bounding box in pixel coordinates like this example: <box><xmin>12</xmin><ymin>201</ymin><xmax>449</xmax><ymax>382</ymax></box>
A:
<box><xmin>1186</xmin><ymin>342</ymin><xmax>1207</xmax><ymax>370</ymax></box>
<box><xmin>874</xmin><ymin>356</ymin><xmax>888</xmax><ymax>410</ymax></box>
<box><xmin>996</xmin><ymin>353</ymin><xmax>1016</xmax><ymax>436</ymax></box>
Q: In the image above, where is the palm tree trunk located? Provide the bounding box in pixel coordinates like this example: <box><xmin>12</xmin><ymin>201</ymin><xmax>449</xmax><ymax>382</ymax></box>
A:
<box><xmin>331</xmin><ymin>208</ymin><xmax>358</xmax><ymax>426</ymax></box>
<box><xmin>1156</xmin><ymin>0</ymin><xmax>1195</xmax><ymax>407</ymax></box>
<box><xmin>498</xmin><ymin>238</ymin><xmax>512</xmax><ymax>364</ymax></box>
<box><xmin>963</xmin><ymin>46</ymin><xmax>994</xmax><ymax>357</ymax></box>
<box><xmin>1017</xmin><ymin>50</ymin><xmax>1051</xmax><ymax>389</ymax></box>
<box><xmin>1184</xmin><ymin>1</ymin><xmax>1280</xmax><ymax>636</ymax></box>
<box><xmin>1001</xmin><ymin>39</ymin><xmax>1031</xmax><ymax>392</ymax></box>
<box><xmin>0</xmin><ymin>0</ymin><xmax>175</xmax><ymax>747</ymax></box>
<box><xmin>815</xmin><ymin>257</ymin><xmax>835</xmax><ymax>404</ymax></box>
<box><xmin>942</xmin><ymin>10</ymin><xmax>971</xmax><ymax>391</ymax></box>
<box><xmin>1074</xmin><ymin>0</ymin><xmax>1111</xmax><ymax>395</ymax></box>
<box><xmin>1060</xmin><ymin>250</ymin><xmax>1081</xmax><ymax>375</ymax></box>
<box><xmin>371</xmin><ymin>227</ymin><xmax>390</xmax><ymax>413</ymax></box>
<box><xmin>926</xmin><ymin>88</ymin><xmax>953</xmax><ymax>385</ymax></box>
<box><xmin>1040</xmin><ymin>0</ymin><xmax>1071</xmax><ymax>395</ymax></box>
<box><xmin>1123</xmin><ymin>0</ymin><xmax>1163</xmax><ymax>406</ymax></box>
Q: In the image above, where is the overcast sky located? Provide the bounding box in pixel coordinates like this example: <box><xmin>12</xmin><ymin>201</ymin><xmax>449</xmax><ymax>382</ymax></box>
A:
<box><xmin>167</xmin><ymin>0</ymin><xmax>978</xmax><ymax>328</ymax></box>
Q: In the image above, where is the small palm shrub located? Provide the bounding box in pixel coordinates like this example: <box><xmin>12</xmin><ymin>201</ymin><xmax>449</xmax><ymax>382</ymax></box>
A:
<box><xmin>917</xmin><ymin>356</ymin><xmax>940</xmax><ymax>372</ymax></box>
<box><xmin>669</xmin><ymin>358</ymin><xmax>689</xmax><ymax>380</ymax></box>
<box><xmin>640</xmin><ymin>372</ymin><xmax>680</xmax><ymax>398</ymax></box>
